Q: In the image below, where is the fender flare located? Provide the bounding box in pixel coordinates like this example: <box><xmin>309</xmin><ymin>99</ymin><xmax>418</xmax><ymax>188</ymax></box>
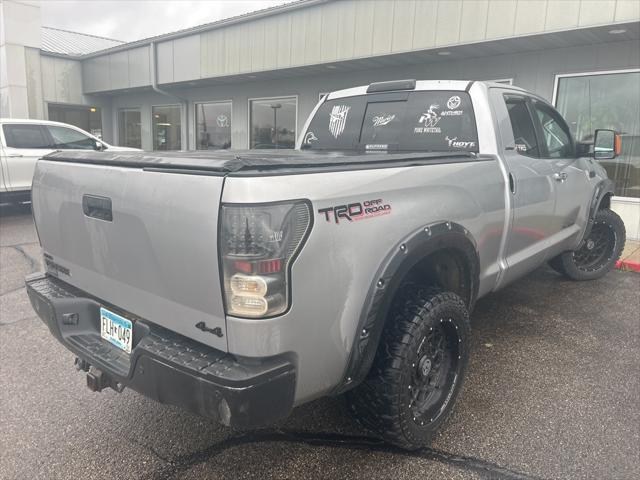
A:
<box><xmin>582</xmin><ymin>179</ymin><xmax>615</xmax><ymax>243</ymax></box>
<box><xmin>334</xmin><ymin>221</ymin><xmax>480</xmax><ymax>394</ymax></box>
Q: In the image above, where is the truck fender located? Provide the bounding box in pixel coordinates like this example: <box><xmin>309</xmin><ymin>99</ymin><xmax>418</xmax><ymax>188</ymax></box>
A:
<box><xmin>582</xmin><ymin>179</ymin><xmax>615</xmax><ymax>243</ymax></box>
<box><xmin>334</xmin><ymin>221</ymin><xmax>480</xmax><ymax>394</ymax></box>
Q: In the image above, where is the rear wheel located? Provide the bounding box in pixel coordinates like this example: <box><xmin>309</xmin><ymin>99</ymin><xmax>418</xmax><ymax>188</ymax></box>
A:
<box><xmin>549</xmin><ymin>208</ymin><xmax>625</xmax><ymax>281</ymax></box>
<box><xmin>346</xmin><ymin>286</ymin><xmax>470</xmax><ymax>449</ymax></box>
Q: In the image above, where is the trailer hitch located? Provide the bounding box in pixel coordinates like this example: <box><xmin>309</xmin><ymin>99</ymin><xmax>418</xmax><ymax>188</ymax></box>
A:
<box><xmin>84</xmin><ymin>364</ymin><xmax>125</xmax><ymax>393</ymax></box>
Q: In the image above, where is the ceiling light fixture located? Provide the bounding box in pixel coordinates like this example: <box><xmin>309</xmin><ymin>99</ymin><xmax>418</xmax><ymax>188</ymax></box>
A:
<box><xmin>608</xmin><ymin>28</ymin><xmax>627</xmax><ymax>34</ymax></box>
<box><xmin>437</xmin><ymin>51</ymin><xmax>451</xmax><ymax>56</ymax></box>
<box><xmin>326</xmin><ymin>65</ymin><xmax>338</xmax><ymax>69</ymax></box>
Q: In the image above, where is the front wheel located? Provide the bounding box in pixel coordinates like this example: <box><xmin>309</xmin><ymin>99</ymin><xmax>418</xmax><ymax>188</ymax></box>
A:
<box><xmin>346</xmin><ymin>287</ymin><xmax>470</xmax><ymax>450</ymax></box>
<box><xmin>549</xmin><ymin>208</ymin><xmax>625</xmax><ymax>281</ymax></box>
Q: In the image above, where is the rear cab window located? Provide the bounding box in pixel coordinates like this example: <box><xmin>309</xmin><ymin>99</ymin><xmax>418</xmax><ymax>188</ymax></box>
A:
<box><xmin>302</xmin><ymin>90</ymin><xmax>479</xmax><ymax>153</ymax></box>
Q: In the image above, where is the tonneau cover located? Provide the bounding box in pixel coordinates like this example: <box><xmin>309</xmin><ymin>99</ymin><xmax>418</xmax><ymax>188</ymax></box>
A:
<box><xmin>42</xmin><ymin>149</ymin><xmax>477</xmax><ymax>174</ymax></box>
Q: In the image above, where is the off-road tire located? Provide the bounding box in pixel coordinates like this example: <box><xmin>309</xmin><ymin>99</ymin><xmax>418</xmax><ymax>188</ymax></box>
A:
<box><xmin>346</xmin><ymin>286</ymin><xmax>470</xmax><ymax>450</ymax></box>
<box><xmin>549</xmin><ymin>208</ymin><xmax>625</xmax><ymax>281</ymax></box>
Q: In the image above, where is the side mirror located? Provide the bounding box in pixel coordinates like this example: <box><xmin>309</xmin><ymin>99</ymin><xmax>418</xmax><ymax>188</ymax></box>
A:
<box><xmin>593</xmin><ymin>129</ymin><xmax>621</xmax><ymax>160</ymax></box>
<box><xmin>94</xmin><ymin>140</ymin><xmax>105</xmax><ymax>151</ymax></box>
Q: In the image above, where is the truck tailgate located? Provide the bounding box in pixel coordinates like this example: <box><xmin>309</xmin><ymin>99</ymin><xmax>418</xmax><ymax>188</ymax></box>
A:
<box><xmin>31</xmin><ymin>160</ymin><xmax>227</xmax><ymax>351</ymax></box>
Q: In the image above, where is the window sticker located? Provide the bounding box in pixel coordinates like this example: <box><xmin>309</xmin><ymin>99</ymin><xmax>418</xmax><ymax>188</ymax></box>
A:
<box><xmin>447</xmin><ymin>95</ymin><xmax>461</xmax><ymax>109</ymax></box>
<box><xmin>329</xmin><ymin>105</ymin><xmax>351</xmax><ymax>138</ymax></box>
<box><xmin>445</xmin><ymin>136</ymin><xmax>476</xmax><ymax>149</ymax></box>
<box><xmin>441</xmin><ymin>96</ymin><xmax>463</xmax><ymax>116</ymax></box>
<box><xmin>415</xmin><ymin>104</ymin><xmax>441</xmax><ymax>134</ymax></box>
<box><xmin>372</xmin><ymin>114</ymin><xmax>396</xmax><ymax>127</ymax></box>
<box><xmin>304</xmin><ymin>131</ymin><xmax>318</xmax><ymax>143</ymax></box>
<box><xmin>365</xmin><ymin>144</ymin><xmax>389</xmax><ymax>151</ymax></box>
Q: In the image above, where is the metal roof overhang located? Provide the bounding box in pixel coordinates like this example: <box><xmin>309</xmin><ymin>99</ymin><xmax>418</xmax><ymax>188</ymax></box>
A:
<box><xmin>87</xmin><ymin>21</ymin><xmax>639</xmax><ymax>96</ymax></box>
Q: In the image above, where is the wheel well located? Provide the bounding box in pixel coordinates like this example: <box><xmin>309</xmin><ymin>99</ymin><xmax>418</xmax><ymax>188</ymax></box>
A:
<box><xmin>398</xmin><ymin>248</ymin><xmax>473</xmax><ymax>308</ymax></box>
<box><xmin>599</xmin><ymin>192</ymin><xmax>612</xmax><ymax>210</ymax></box>
<box><xmin>335</xmin><ymin>223</ymin><xmax>479</xmax><ymax>395</ymax></box>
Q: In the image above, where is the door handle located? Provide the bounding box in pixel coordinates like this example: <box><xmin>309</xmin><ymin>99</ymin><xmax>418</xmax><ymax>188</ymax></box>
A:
<box><xmin>6</xmin><ymin>154</ymin><xmax>24</xmax><ymax>157</ymax></box>
<box><xmin>82</xmin><ymin>194</ymin><xmax>113</xmax><ymax>221</ymax></box>
<box><xmin>508</xmin><ymin>172</ymin><xmax>515</xmax><ymax>194</ymax></box>
<box><xmin>553</xmin><ymin>172</ymin><xmax>568</xmax><ymax>182</ymax></box>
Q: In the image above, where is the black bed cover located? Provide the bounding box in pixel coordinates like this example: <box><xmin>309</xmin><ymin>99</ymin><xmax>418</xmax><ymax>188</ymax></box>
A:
<box><xmin>42</xmin><ymin>149</ymin><xmax>483</xmax><ymax>175</ymax></box>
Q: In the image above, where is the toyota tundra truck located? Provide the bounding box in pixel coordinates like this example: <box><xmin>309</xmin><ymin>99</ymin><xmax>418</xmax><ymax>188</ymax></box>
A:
<box><xmin>25</xmin><ymin>80</ymin><xmax>625</xmax><ymax>449</ymax></box>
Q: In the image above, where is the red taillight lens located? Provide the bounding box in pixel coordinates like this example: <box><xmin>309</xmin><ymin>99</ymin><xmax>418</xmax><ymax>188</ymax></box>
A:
<box><xmin>257</xmin><ymin>259</ymin><xmax>282</xmax><ymax>274</ymax></box>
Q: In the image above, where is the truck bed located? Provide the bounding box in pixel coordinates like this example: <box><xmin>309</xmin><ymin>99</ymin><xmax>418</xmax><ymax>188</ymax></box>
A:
<box><xmin>42</xmin><ymin>149</ymin><xmax>484</xmax><ymax>175</ymax></box>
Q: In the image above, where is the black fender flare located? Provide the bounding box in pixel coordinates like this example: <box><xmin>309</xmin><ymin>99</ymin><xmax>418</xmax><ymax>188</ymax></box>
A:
<box><xmin>334</xmin><ymin>221</ymin><xmax>480</xmax><ymax>394</ymax></box>
<box><xmin>582</xmin><ymin>179</ymin><xmax>615</xmax><ymax>243</ymax></box>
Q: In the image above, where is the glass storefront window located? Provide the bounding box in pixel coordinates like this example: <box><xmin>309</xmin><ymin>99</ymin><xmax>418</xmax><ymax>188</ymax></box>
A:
<box><xmin>195</xmin><ymin>102</ymin><xmax>232</xmax><ymax>150</ymax></box>
<box><xmin>48</xmin><ymin>103</ymin><xmax>102</xmax><ymax>138</ymax></box>
<box><xmin>118</xmin><ymin>109</ymin><xmax>142</xmax><ymax>149</ymax></box>
<box><xmin>152</xmin><ymin>105</ymin><xmax>182</xmax><ymax>150</ymax></box>
<box><xmin>556</xmin><ymin>71</ymin><xmax>640</xmax><ymax>198</ymax></box>
<box><xmin>249</xmin><ymin>97</ymin><xmax>296</xmax><ymax>149</ymax></box>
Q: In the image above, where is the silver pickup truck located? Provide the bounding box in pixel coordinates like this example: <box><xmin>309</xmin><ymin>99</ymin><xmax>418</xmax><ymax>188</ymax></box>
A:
<box><xmin>26</xmin><ymin>80</ymin><xmax>625</xmax><ymax>449</ymax></box>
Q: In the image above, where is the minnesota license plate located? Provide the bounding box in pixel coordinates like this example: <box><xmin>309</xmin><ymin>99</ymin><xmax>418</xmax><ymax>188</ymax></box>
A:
<box><xmin>100</xmin><ymin>307</ymin><xmax>133</xmax><ymax>353</ymax></box>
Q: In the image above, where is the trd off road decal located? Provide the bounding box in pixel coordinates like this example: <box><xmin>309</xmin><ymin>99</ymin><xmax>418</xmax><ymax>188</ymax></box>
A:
<box><xmin>318</xmin><ymin>199</ymin><xmax>392</xmax><ymax>224</ymax></box>
<box><xmin>415</xmin><ymin>104</ymin><xmax>441</xmax><ymax>134</ymax></box>
<box><xmin>329</xmin><ymin>105</ymin><xmax>351</xmax><ymax>138</ymax></box>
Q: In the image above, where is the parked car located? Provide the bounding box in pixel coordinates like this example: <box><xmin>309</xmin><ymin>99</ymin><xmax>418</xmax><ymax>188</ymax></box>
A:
<box><xmin>0</xmin><ymin>119</ymin><xmax>141</xmax><ymax>203</ymax></box>
<box><xmin>25</xmin><ymin>80</ymin><xmax>625</xmax><ymax>449</ymax></box>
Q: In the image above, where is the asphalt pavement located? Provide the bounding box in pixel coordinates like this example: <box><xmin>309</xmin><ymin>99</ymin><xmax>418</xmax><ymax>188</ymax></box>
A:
<box><xmin>1</xmin><ymin>203</ymin><xmax>638</xmax><ymax>480</ymax></box>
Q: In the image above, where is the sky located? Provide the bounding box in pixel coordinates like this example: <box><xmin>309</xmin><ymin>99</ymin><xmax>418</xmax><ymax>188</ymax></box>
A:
<box><xmin>39</xmin><ymin>0</ymin><xmax>292</xmax><ymax>42</ymax></box>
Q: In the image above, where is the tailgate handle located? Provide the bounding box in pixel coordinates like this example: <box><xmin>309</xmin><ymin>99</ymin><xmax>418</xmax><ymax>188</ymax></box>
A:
<box><xmin>82</xmin><ymin>195</ymin><xmax>113</xmax><ymax>221</ymax></box>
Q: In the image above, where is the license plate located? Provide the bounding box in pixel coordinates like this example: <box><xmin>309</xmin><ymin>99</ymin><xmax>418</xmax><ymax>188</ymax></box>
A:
<box><xmin>100</xmin><ymin>307</ymin><xmax>133</xmax><ymax>353</ymax></box>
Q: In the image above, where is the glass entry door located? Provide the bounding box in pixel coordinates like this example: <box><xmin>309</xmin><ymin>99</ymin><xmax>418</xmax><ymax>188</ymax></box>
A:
<box><xmin>556</xmin><ymin>71</ymin><xmax>640</xmax><ymax>198</ymax></box>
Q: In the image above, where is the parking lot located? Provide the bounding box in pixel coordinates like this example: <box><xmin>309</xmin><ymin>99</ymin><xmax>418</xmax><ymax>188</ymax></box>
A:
<box><xmin>1</xmin><ymin>203</ymin><xmax>638</xmax><ymax>480</ymax></box>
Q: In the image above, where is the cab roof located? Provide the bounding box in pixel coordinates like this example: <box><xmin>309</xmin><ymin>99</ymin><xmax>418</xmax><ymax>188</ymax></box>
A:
<box><xmin>327</xmin><ymin>80</ymin><xmax>527</xmax><ymax>100</ymax></box>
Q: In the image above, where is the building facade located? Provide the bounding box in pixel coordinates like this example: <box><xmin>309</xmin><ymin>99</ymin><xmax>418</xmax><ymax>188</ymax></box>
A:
<box><xmin>1</xmin><ymin>0</ymin><xmax>639</xmax><ymax>236</ymax></box>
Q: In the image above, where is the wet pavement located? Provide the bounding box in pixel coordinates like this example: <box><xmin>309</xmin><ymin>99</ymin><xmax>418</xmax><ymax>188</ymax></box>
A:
<box><xmin>1</xmin><ymin>203</ymin><xmax>638</xmax><ymax>479</ymax></box>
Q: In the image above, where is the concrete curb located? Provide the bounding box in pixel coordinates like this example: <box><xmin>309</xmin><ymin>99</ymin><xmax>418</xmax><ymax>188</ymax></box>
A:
<box><xmin>615</xmin><ymin>259</ymin><xmax>640</xmax><ymax>272</ymax></box>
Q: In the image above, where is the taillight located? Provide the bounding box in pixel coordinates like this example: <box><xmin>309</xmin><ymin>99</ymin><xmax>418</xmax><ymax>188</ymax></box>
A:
<box><xmin>220</xmin><ymin>200</ymin><xmax>312</xmax><ymax>318</ymax></box>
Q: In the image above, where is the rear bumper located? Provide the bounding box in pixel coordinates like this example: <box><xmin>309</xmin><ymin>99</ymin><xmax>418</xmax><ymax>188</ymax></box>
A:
<box><xmin>25</xmin><ymin>273</ymin><xmax>296</xmax><ymax>429</ymax></box>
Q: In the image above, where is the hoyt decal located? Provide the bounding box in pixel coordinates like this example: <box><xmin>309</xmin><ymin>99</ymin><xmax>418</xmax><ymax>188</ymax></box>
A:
<box><xmin>318</xmin><ymin>199</ymin><xmax>392</xmax><ymax>224</ymax></box>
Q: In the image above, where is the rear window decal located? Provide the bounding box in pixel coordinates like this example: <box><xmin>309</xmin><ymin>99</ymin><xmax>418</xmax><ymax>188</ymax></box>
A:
<box><xmin>446</xmin><ymin>136</ymin><xmax>476</xmax><ymax>149</ymax></box>
<box><xmin>441</xmin><ymin>96</ymin><xmax>463</xmax><ymax>116</ymax></box>
<box><xmin>329</xmin><ymin>105</ymin><xmax>351</xmax><ymax>138</ymax></box>
<box><xmin>372</xmin><ymin>114</ymin><xmax>396</xmax><ymax>127</ymax></box>
<box><xmin>304</xmin><ymin>131</ymin><xmax>318</xmax><ymax>143</ymax></box>
<box><xmin>415</xmin><ymin>104</ymin><xmax>442</xmax><ymax>134</ymax></box>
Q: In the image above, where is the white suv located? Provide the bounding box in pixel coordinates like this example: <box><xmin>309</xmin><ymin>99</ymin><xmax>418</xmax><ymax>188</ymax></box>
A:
<box><xmin>0</xmin><ymin>119</ymin><xmax>141</xmax><ymax>203</ymax></box>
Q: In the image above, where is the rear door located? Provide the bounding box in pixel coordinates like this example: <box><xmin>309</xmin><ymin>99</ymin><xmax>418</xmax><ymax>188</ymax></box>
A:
<box><xmin>492</xmin><ymin>91</ymin><xmax>557</xmax><ymax>285</ymax></box>
<box><xmin>1</xmin><ymin>123</ymin><xmax>54</xmax><ymax>191</ymax></box>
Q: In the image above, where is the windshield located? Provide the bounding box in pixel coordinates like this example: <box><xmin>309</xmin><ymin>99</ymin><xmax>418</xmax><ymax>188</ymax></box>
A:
<box><xmin>302</xmin><ymin>90</ymin><xmax>479</xmax><ymax>153</ymax></box>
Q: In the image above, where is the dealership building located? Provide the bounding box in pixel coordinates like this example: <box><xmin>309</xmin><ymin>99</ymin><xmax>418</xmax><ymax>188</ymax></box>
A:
<box><xmin>1</xmin><ymin>0</ymin><xmax>639</xmax><ymax>236</ymax></box>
